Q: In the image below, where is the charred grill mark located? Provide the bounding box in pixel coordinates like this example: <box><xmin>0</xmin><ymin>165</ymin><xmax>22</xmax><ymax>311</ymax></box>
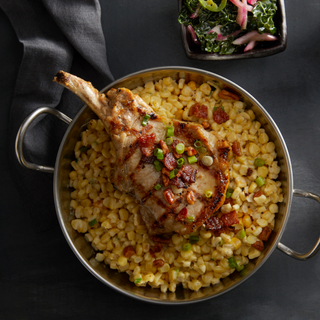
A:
<box><xmin>124</xmin><ymin>141</ymin><xmax>139</xmax><ymax>162</ymax></box>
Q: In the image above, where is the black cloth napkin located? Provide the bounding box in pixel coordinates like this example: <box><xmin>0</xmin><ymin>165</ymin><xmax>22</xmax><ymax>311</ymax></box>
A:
<box><xmin>0</xmin><ymin>0</ymin><xmax>114</xmax><ymax>231</ymax></box>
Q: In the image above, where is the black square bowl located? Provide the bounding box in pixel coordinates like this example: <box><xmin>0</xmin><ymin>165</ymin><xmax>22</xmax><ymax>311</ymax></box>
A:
<box><xmin>179</xmin><ymin>0</ymin><xmax>287</xmax><ymax>60</ymax></box>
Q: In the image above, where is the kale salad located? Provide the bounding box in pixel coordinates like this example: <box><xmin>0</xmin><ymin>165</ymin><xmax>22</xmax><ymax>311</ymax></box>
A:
<box><xmin>178</xmin><ymin>0</ymin><xmax>278</xmax><ymax>55</ymax></box>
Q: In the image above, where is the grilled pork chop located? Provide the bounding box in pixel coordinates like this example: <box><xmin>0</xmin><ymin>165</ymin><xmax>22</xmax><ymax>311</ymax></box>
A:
<box><xmin>54</xmin><ymin>71</ymin><xmax>230</xmax><ymax>235</ymax></box>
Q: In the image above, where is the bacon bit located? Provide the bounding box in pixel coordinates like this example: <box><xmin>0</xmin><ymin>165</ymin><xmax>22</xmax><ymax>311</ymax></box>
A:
<box><xmin>218</xmin><ymin>89</ymin><xmax>240</xmax><ymax>101</ymax></box>
<box><xmin>232</xmin><ymin>141</ymin><xmax>242</xmax><ymax>156</ymax></box>
<box><xmin>173</xmin><ymin>150</ymin><xmax>183</xmax><ymax>159</ymax></box>
<box><xmin>213</xmin><ymin>107</ymin><xmax>229</xmax><ymax>124</ymax></box>
<box><xmin>149</xmin><ymin>243</ymin><xmax>162</xmax><ymax>257</ymax></box>
<box><xmin>170</xmin><ymin>177</ymin><xmax>186</xmax><ymax>189</ymax></box>
<box><xmin>190</xmin><ymin>103</ymin><xmax>208</xmax><ymax>119</ymax></box>
<box><xmin>138</xmin><ymin>133</ymin><xmax>155</xmax><ymax>157</ymax></box>
<box><xmin>141</xmin><ymin>154</ymin><xmax>156</xmax><ymax>164</ymax></box>
<box><xmin>150</xmin><ymin>235</ymin><xmax>171</xmax><ymax>244</ymax></box>
<box><xmin>253</xmin><ymin>190</ymin><xmax>264</xmax><ymax>198</ymax></box>
<box><xmin>252</xmin><ymin>240</ymin><xmax>264</xmax><ymax>251</ymax></box>
<box><xmin>221</xmin><ymin>210</ymin><xmax>239</xmax><ymax>227</ymax></box>
<box><xmin>214</xmin><ymin>226</ymin><xmax>231</xmax><ymax>237</ymax></box>
<box><xmin>180</xmin><ymin>165</ymin><xmax>198</xmax><ymax>184</ymax></box>
<box><xmin>185</xmin><ymin>146</ymin><xmax>197</xmax><ymax>156</ymax></box>
<box><xmin>224</xmin><ymin>198</ymin><xmax>234</xmax><ymax>206</ymax></box>
<box><xmin>163</xmin><ymin>188</ymin><xmax>175</xmax><ymax>205</ymax></box>
<box><xmin>159</xmin><ymin>140</ymin><xmax>169</xmax><ymax>154</ymax></box>
<box><xmin>246</xmin><ymin>168</ymin><xmax>253</xmax><ymax>177</ymax></box>
<box><xmin>153</xmin><ymin>259</ymin><xmax>165</xmax><ymax>268</ymax></box>
<box><xmin>162</xmin><ymin>174</ymin><xmax>170</xmax><ymax>187</ymax></box>
<box><xmin>163</xmin><ymin>152</ymin><xmax>177</xmax><ymax>171</ymax></box>
<box><xmin>175</xmin><ymin>207</ymin><xmax>188</xmax><ymax>221</ymax></box>
<box><xmin>258</xmin><ymin>226</ymin><xmax>272</xmax><ymax>241</ymax></box>
<box><xmin>202</xmin><ymin>121</ymin><xmax>210</xmax><ymax>129</ymax></box>
<box><xmin>205</xmin><ymin>215</ymin><xmax>224</xmax><ymax>230</ymax></box>
<box><xmin>186</xmin><ymin>190</ymin><xmax>196</xmax><ymax>205</ymax></box>
<box><xmin>123</xmin><ymin>246</ymin><xmax>135</xmax><ymax>258</ymax></box>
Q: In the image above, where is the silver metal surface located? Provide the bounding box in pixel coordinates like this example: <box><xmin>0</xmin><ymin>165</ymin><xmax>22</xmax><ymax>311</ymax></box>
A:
<box><xmin>277</xmin><ymin>189</ymin><xmax>320</xmax><ymax>260</ymax></box>
<box><xmin>15</xmin><ymin>106</ymin><xmax>72</xmax><ymax>173</ymax></box>
<box><xmin>16</xmin><ymin>67</ymin><xmax>319</xmax><ymax>304</ymax></box>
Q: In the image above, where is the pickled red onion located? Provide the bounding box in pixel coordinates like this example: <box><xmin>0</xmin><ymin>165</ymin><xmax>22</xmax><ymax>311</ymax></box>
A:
<box><xmin>187</xmin><ymin>25</ymin><xmax>200</xmax><ymax>45</ymax></box>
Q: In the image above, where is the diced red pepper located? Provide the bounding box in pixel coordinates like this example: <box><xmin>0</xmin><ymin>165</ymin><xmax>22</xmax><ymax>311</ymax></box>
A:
<box><xmin>221</xmin><ymin>210</ymin><xmax>239</xmax><ymax>227</ymax></box>
<box><xmin>138</xmin><ymin>133</ymin><xmax>156</xmax><ymax>157</ymax></box>
<box><xmin>213</xmin><ymin>107</ymin><xmax>229</xmax><ymax>124</ymax></box>
<box><xmin>175</xmin><ymin>207</ymin><xmax>188</xmax><ymax>222</ymax></box>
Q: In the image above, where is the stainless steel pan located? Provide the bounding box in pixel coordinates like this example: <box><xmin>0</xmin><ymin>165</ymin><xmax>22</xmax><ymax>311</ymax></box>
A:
<box><xmin>15</xmin><ymin>67</ymin><xmax>320</xmax><ymax>304</ymax></box>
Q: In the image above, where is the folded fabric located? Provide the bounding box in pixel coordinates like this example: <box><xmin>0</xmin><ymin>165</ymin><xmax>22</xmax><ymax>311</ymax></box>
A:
<box><xmin>0</xmin><ymin>0</ymin><xmax>114</xmax><ymax>231</ymax></box>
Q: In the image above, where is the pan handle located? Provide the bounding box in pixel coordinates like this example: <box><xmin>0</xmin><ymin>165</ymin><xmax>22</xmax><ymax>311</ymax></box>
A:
<box><xmin>277</xmin><ymin>188</ymin><xmax>320</xmax><ymax>260</ymax></box>
<box><xmin>15</xmin><ymin>107</ymin><xmax>72</xmax><ymax>173</ymax></box>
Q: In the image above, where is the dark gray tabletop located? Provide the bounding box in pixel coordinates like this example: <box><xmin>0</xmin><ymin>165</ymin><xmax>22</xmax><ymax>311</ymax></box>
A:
<box><xmin>1</xmin><ymin>1</ymin><xmax>320</xmax><ymax>319</ymax></box>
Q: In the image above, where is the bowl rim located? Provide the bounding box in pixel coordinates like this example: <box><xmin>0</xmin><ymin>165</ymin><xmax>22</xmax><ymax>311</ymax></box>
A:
<box><xmin>53</xmin><ymin>66</ymin><xmax>293</xmax><ymax>304</ymax></box>
<box><xmin>179</xmin><ymin>0</ymin><xmax>288</xmax><ymax>60</ymax></box>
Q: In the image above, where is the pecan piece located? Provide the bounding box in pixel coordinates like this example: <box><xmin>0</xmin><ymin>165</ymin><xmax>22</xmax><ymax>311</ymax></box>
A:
<box><xmin>159</xmin><ymin>140</ymin><xmax>169</xmax><ymax>154</ymax></box>
<box><xmin>186</xmin><ymin>190</ymin><xmax>196</xmax><ymax>205</ymax></box>
<box><xmin>163</xmin><ymin>188</ymin><xmax>175</xmax><ymax>205</ymax></box>
<box><xmin>218</xmin><ymin>89</ymin><xmax>240</xmax><ymax>101</ymax></box>
<box><xmin>185</xmin><ymin>146</ymin><xmax>197</xmax><ymax>156</ymax></box>
<box><xmin>153</xmin><ymin>259</ymin><xmax>165</xmax><ymax>268</ymax></box>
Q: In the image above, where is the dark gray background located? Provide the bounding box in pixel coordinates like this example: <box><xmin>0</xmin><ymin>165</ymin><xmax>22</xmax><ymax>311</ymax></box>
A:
<box><xmin>1</xmin><ymin>0</ymin><xmax>320</xmax><ymax>319</ymax></box>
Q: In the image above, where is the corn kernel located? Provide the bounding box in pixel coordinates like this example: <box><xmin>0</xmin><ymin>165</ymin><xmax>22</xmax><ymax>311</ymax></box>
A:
<box><xmin>243</xmin><ymin>215</ymin><xmax>252</xmax><ymax>228</ymax></box>
<box><xmin>230</xmin><ymin>237</ymin><xmax>242</xmax><ymax>250</ymax></box>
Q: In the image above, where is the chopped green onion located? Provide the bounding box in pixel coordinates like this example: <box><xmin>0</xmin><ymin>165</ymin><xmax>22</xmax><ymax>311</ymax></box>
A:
<box><xmin>186</xmin><ymin>216</ymin><xmax>194</xmax><ymax>223</ymax></box>
<box><xmin>254</xmin><ymin>158</ymin><xmax>265</xmax><ymax>167</ymax></box>
<box><xmin>175</xmin><ymin>268</ymin><xmax>180</xmax><ymax>275</ymax></box>
<box><xmin>199</xmin><ymin>147</ymin><xmax>207</xmax><ymax>154</ymax></box>
<box><xmin>182</xmin><ymin>243</ymin><xmax>192</xmax><ymax>251</ymax></box>
<box><xmin>154</xmin><ymin>183</ymin><xmax>162</xmax><ymax>191</ymax></box>
<box><xmin>237</xmin><ymin>229</ymin><xmax>246</xmax><ymax>240</ymax></box>
<box><xmin>154</xmin><ymin>148</ymin><xmax>164</xmax><ymax>160</ymax></box>
<box><xmin>177</xmin><ymin>157</ymin><xmax>185</xmax><ymax>168</ymax></box>
<box><xmin>189</xmin><ymin>235</ymin><xmax>199</xmax><ymax>244</ymax></box>
<box><xmin>226</xmin><ymin>188</ymin><xmax>234</xmax><ymax>198</ymax></box>
<box><xmin>166</xmin><ymin>125</ymin><xmax>174</xmax><ymax>137</ymax></box>
<box><xmin>175</xmin><ymin>143</ymin><xmax>185</xmax><ymax>154</ymax></box>
<box><xmin>188</xmin><ymin>155</ymin><xmax>197</xmax><ymax>164</ymax></box>
<box><xmin>154</xmin><ymin>160</ymin><xmax>164</xmax><ymax>172</ymax></box>
<box><xmin>89</xmin><ymin>218</ymin><xmax>97</xmax><ymax>226</ymax></box>
<box><xmin>219</xmin><ymin>239</ymin><xmax>225</xmax><ymax>246</ymax></box>
<box><xmin>134</xmin><ymin>278</ymin><xmax>142</xmax><ymax>284</ymax></box>
<box><xmin>194</xmin><ymin>140</ymin><xmax>202</xmax><ymax>148</ymax></box>
<box><xmin>141</xmin><ymin>115</ymin><xmax>150</xmax><ymax>126</ymax></box>
<box><xmin>211</xmin><ymin>258</ymin><xmax>215</xmax><ymax>261</ymax></box>
<box><xmin>205</xmin><ymin>190</ymin><xmax>213</xmax><ymax>198</ymax></box>
<box><xmin>169</xmin><ymin>169</ymin><xmax>179</xmax><ymax>180</ymax></box>
<box><xmin>228</xmin><ymin>257</ymin><xmax>237</xmax><ymax>269</ymax></box>
<box><xmin>235</xmin><ymin>261</ymin><xmax>244</xmax><ymax>272</ymax></box>
<box><xmin>255</xmin><ymin>176</ymin><xmax>265</xmax><ymax>187</ymax></box>
<box><xmin>240</xmin><ymin>268</ymin><xmax>249</xmax><ymax>277</ymax></box>
<box><xmin>201</xmin><ymin>156</ymin><xmax>213</xmax><ymax>166</ymax></box>
<box><xmin>165</xmin><ymin>137</ymin><xmax>173</xmax><ymax>145</ymax></box>
<box><xmin>79</xmin><ymin>146</ymin><xmax>88</xmax><ymax>153</ymax></box>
